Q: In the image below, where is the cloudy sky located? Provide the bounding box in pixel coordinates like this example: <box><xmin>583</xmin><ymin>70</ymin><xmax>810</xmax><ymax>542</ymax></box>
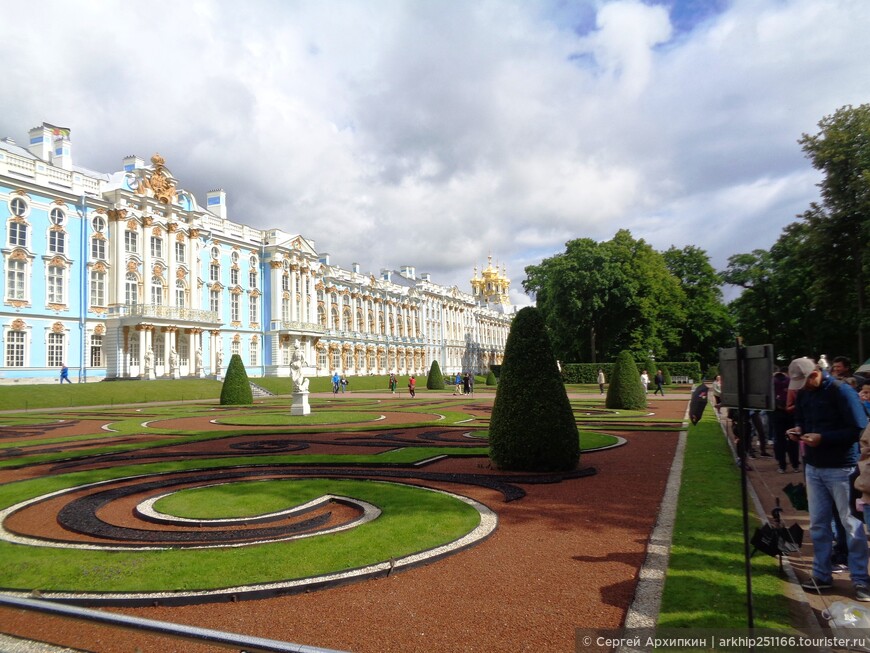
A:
<box><xmin>2</xmin><ymin>0</ymin><xmax>868</xmax><ymax>305</ymax></box>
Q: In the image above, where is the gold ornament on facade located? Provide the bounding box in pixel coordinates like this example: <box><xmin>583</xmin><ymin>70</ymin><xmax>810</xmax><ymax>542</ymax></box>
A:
<box><xmin>151</xmin><ymin>226</ymin><xmax>163</xmax><ymax>236</ymax></box>
<box><xmin>176</xmin><ymin>268</ymin><xmax>186</xmax><ymax>279</ymax></box>
<box><xmin>189</xmin><ymin>228</ymin><xmax>199</xmax><ymax>239</ymax></box>
<box><xmin>126</xmin><ymin>219</ymin><xmax>138</xmax><ymax>230</ymax></box>
<box><xmin>153</xmin><ymin>264</ymin><xmax>164</xmax><ymax>277</ymax></box>
<box><xmin>127</xmin><ymin>261</ymin><xmax>139</xmax><ymax>272</ymax></box>
<box><xmin>49</xmin><ymin>256</ymin><xmax>65</xmax><ymax>267</ymax></box>
<box><xmin>135</xmin><ymin>154</ymin><xmax>178</xmax><ymax>205</ymax></box>
<box><xmin>93</xmin><ymin>262</ymin><xmax>107</xmax><ymax>273</ymax></box>
<box><xmin>232</xmin><ymin>334</ymin><xmax>241</xmax><ymax>343</ymax></box>
<box><xmin>270</xmin><ymin>260</ymin><xmax>283</xmax><ymax>269</ymax></box>
<box><xmin>10</xmin><ymin>249</ymin><xmax>28</xmax><ymax>261</ymax></box>
<box><xmin>51</xmin><ymin>321</ymin><xmax>64</xmax><ymax>333</ymax></box>
<box><xmin>143</xmin><ymin>216</ymin><xmax>154</xmax><ymax>227</ymax></box>
<box><xmin>11</xmin><ymin>318</ymin><xmax>26</xmax><ymax>330</ymax></box>
<box><xmin>7</xmin><ymin>300</ymin><xmax>28</xmax><ymax>309</ymax></box>
<box><xmin>13</xmin><ymin>189</ymin><xmax>28</xmax><ymax>197</ymax></box>
<box><xmin>94</xmin><ymin>324</ymin><xmax>105</xmax><ymax>336</ymax></box>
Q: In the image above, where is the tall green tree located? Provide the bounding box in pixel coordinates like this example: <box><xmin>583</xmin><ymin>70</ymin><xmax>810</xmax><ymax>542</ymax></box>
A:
<box><xmin>724</xmin><ymin>104</ymin><xmax>869</xmax><ymax>362</ymax></box>
<box><xmin>663</xmin><ymin>245</ymin><xmax>734</xmax><ymax>368</ymax></box>
<box><xmin>798</xmin><ymin>104</ymin><xmax>870</xmax><ymax>361</ymax></box>
<box><xmin>524</xmin><ymin>230</ymin><xmax>685</xmax><ymax>363</ymax></box>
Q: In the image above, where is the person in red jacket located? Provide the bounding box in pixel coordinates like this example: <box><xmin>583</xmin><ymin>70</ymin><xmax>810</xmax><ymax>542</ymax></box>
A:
<box><xmin>408</xmin><ymin>375</ymin><xmax>416</xmax><ymax>398</ymax></box>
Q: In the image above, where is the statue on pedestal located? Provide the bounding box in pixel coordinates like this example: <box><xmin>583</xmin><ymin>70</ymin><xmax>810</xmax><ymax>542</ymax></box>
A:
<box><xmin>170</xmin><ymin>348</ymin><xmax>179</xmax><ymax>371</ymax></box>
<box><xmin>290</xmin><ymin>340</ymin><xmax>309</xmax><ymax>392</ymax></box>
<box><xmin>144</xmin><ymin>347</ymin><xmax>153</xmax><ymax>371</ymax></box>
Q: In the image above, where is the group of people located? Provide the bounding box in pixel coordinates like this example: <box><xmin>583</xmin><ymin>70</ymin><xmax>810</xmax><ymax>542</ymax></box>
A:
<box><xmin>453</xmin><ymin>372</ymin><xmax>474</xmax><ymax>396</ymax></box>
<box><xmin>387</xmin><ymin>372</ymin><xmax>416</xmax><ymax>397</ymax></box>
<box><xmin>726</xmin><ymin>354</ymin><xmax>870</xmax><ymax>602</ymax></box>
<box><xmin>331</xmin><ymin>371</ymin><xmax>349</xmax><ymax>395</ymax></box>
<box><xmin>640</xmin><ymin>369</ymin><xmax>666</xmax><ymax>395</ymax></box>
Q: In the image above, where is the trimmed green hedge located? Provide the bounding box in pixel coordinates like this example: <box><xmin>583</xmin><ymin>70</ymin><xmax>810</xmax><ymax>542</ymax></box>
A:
<box><xmin>605</xmin><ymin>350</ymin><xmax>647</xmax><ymax>410</ymax></box>
<box><xmin>220</xmin><ymin>354</ymin><xmax>254</xmax><ymax>405</ymax></box>
<box><xmin>427</xmin><ymin>360</ymin><xmax>445</xmax><ymax>390</ymax></box>
<box><xmin>489</xmin><ymin>307</ymin><xmax>579</xmax><ymax>472</ymax></box>
<box><xmin>562</xmin><ymin>361</ymin><xmax>701</xmax><ymax>384</ymax></box>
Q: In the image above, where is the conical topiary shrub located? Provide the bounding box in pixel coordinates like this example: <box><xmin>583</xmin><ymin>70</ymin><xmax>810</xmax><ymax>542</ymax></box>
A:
<box><xmin>605</xmin><ymin>350</ymin><xmax>647</xmax><ymax>410</ymax></box>
<box><xmin>427</xmin><ymin>360</ymin><xmax>444</xmax><ymax>390</ymax></box>
<box><xmin>220</xmin><ymin>354</ymin><xmax>254</xmax><ymax>405</ymax></box>
<box><xmin>485</xmin><ymin>370</ymin><xmax>497</xmax><ymax>386</ymax></box>
<box><xmin>489</xmin><ymin>306</ymin><xmax>579</xmax><ymax>472</ymax></box>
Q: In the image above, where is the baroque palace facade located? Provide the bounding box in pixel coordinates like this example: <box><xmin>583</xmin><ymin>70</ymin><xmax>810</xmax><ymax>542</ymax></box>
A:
<box><xmin>0</xmin><ymin>123</ymin><xmax>513</xmax><ymax>384</ymax></box>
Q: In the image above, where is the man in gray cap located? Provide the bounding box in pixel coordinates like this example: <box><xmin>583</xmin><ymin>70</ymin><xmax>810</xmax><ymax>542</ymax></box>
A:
<box><xmin>787</xmin><ymin>356</ymin><xmax>870</xmax><ymax>600</ymax></box>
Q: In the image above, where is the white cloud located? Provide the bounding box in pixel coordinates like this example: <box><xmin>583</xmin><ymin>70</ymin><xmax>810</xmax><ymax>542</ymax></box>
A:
<box><xmin>1</xmin><ymin>0</ymin><xmax>869</xmax><ymax>302</ymax></box>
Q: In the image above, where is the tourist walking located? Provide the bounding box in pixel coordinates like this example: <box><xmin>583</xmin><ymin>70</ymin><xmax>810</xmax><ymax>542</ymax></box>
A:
<box><xmin>454</xmin><ymin>373</ymin><xmax>462</xmax><ymax>395</ymax></box>
<box><xmin>60</xmin><ymin>364</ymin><xmax>72</xmax><ymax>384</ymax></box>
<box><xmin>597</xmin><ymin>369</ymin><xmax>606</xmax><ymax>395</ymax></box>
<box><xmin>640</xmin><ymin>370</ymin><xmax>649</xmax><ymax>394</ymax></box>
<box><xmin>788</xmin><ymin>357</ymin><xmax>870</xmax><ymax>601</ymax></box>
<box><xmin>408</xmin><ymin>375</ymin><xmax>416</xmax><ymax>398</ymax></box>
<box><xmin>389</xmin><ymin>372</ymin><xmax>397</xmax><ymax>395</ymax></box>
<box><xmin>332</xmin><ymin>371</ymin><xmax>340</xmax><ymax>396</ymax></box>
<box><xmin>463</xmin><ymin>373</ymin><xmax>471</xmax><ymax>395</ymax></box>
<box><xmin>654</xmin><ymin>370</ymin><xmax>665</xmax><ymax>396</ymax></box>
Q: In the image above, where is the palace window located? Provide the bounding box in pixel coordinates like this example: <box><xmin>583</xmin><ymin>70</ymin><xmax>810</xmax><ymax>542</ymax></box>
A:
<box><xmin>90</xmin><ymin>271</ymin><xmax>106</xmax><ymax>307</ymax></box>
<box><xmin>125</xmin><ymin>272</ymin><xmax>139</xmax><ymax>305</ymax></box>
<box><xmin>150</xmin><ymin>276</ymin><xmax>163</xmax><ymax>305</ymax></box>
<box><xmin>150</xmin><ymin>236</ymin><xmax>163</xmax><ymax>259</ymax></box>
<box><xmin>47</xmin><ymin>332</ymin><xmax>64</xmax><ymax>368</ymax></box>
<box><xmin>91</xmin><ymin>237</ymin><xmax>105</xmax><ymax>260</ymax></box>
<box><xmin>230</xmin><ymin>268</ymin><xmax>239</xmax><ymax>286</ymax></box>
<box><xmin>10</xmin><ymin>197</ymin><xmax>28</xmax><ymax>217</ymax></box>
<box><xmin>175</xmin><ymin>241</ymin><xmax>185</xmax><ymax>262</ymax></box>
<box><xmin>49</xmin><ymin>208</ymin><xmax>65</xmax><ymax>226</ymax></box>
<box><xmin>175</xmin><ymin>280</ymin><xmax>186</xmax><ymax>308</ymax></box>
<box><xmin>90</xmin><ymin>334</ymin><xmax>103</xmax><ymax>367</ymax></box>
<box><xmin>92</xmin><ymin>216</ymin><xmax>106</xmax><ymax>233</ymax></box>
<box><xmin>318</xmin><ymin>348</ymin><xmax>327</xmax><ymax>369</ymax></box>
<box><xmin>282</xmin><ymin>273</ymin><xmax>289</xmax><ymax>292</ymax></box>
<box><xmin>231</xmin><ymin>339</ymin><xmax>240</xmax><ymax>356</ymax></box>
<box><xmin>210</xmin><ymin>263</ymin><xmax>220</xmax><ymax>282</ymax></box>
<box><xmin>231</xmin><ymin>294</ymin><xmax>240</xmax><ymax>322</ymax></box>
<box><xmin>6</xmin><ymin>259</ymin><xmax>27</xmax><ymax>301</ymax></box>
<box><xmin>48</xmin><ymin>230</ymin><xmax>66</xmax><ymax>254</ymax></box>
<box><xmin>8</xmin><ymin>222</ymin><xmax>27</xmax><ymax>247</ymax></box>
<box><xmin>5</xmin><ymin>330</ymin><xmax>25</xmax><ymax>367</ymax></box>
<box><xmin>249</xmin><ymin>340</ymin><xmax>258</xmax><ymax>366</ymax></box>
<box><xmin>249</xmin><ymin>270</ymin><xmax>257</xmax><ymax>289</ymax></box>
<box><xmin>47</xmin><ymin>265</ymin><xmax>65</xmax><ymax>304</ymax></box>
<box><xmin>282</xmin><ymin>297</ymin><xmax>290</xmax><ymax>322</ymax></box>
<box><xmin>124</xmin><ymin>230</ymin><xmax>138</xmax><ymax>253</ymax></box>
<box><xmin>331</xmin><ymin>349</ymin><xmax>340</xmax><ymax>370</ymax></box>
<box><xmin>210</xmin><ymin>289</ymin><xmax>220</xmax><ymax>313</ymax></box>
<box><xmin>249</xmin><ymin>295</ymin><xmax>259</xmax><ymax>324</ymax></box>
<box><xmin>129</xmin><ymin>337</ymin><xmax>139</xmax><ymax>367</ymax></box>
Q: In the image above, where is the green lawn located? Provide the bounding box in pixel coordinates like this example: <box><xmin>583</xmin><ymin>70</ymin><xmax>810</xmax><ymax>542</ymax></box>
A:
<box><xmin>658</xmin><ymin>407</ymin><xmax>792</xmax><ymax>629</ymax></box>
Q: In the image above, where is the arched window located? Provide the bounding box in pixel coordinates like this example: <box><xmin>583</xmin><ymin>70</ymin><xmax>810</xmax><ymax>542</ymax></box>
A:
<box><xmin>125</xmin><ymin>272</ymin><xmax>139</xmax><ymax>305</ymax></box>
<box><xmin>151</xmin><ymin>276</ymin><xmax>164</xmax><ymax>305</ymax></box>
<box><xmin>175</xmin><ymin>279</ymin><xmax>186</xmax><ymax>307</ymax></box>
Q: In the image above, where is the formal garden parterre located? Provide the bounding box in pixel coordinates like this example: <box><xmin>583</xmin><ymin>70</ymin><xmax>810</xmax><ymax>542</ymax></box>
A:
<box><xmin>0</xmin><ymin>391</ymin><xmax>717</xmax><ymax>652</ymax></box>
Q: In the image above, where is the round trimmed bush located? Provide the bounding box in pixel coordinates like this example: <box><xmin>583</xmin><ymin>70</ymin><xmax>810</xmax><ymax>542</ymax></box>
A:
<box><xmin>485</xmin><ymin>370</ymin><xmax>497</xmax><ymax>386</ymax></box>
<box><xmin>488</xmin><ymin>306</ymin><xmax>579</xmax><ymax>472</ymax></box>
<box><xmin>427</xmin><ymin>360</ymin><xmax>444</xmax><ymax>390</ymax></box>
<box><xmin>220</xmin><ymin>354</ymin><xmax>254</xmax><ymax>405</ymax></box>
<box><xmin>605</xmin><ymin>351</ymin><xmax>647</xmax><ymax>410</ymax></box>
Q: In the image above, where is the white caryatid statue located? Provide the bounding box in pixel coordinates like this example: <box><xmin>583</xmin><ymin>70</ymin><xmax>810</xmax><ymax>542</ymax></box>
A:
<box><xmin>818</xmin><ymin>354</ymin><xmax>829</xmax><ymax>370</ymax></box>
<box><xmin>290</xmin><ymin>339</ymin><xmax>311</xmax><ymax>416</ymax></box>
<box><xmin>290</xmin><ymin>340</ymin><xmax>310</xmax><ymax>393</ymax></box>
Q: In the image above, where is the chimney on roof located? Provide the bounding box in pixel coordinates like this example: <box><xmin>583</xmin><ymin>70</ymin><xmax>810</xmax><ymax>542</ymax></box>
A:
<box><xmin>400</xmin><ymin>265</ymin><xmax>416</xmax><ymax>280</ymax></box>
<box><xmin>207</xmin><ymin>189</ymin><xmax>227</xmax><ymax>220</ymax></box>
<box><xmin>123</xmin><ymin>155</ymin><xmax>144</xmax><ymax>171</ymax></box>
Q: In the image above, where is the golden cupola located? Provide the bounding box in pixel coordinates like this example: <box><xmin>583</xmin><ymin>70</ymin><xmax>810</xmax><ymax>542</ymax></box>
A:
<box><xmin>471</xmin><ymin>255</ymin><xmax>511</xmax><ymax>309</ymax></box>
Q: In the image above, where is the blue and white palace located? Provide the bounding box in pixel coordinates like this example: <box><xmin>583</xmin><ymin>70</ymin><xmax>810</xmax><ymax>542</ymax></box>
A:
<box><xmin>0</xmin><ymin>123</ymin><xmax>513</xmax><ymax>384</ymax></box>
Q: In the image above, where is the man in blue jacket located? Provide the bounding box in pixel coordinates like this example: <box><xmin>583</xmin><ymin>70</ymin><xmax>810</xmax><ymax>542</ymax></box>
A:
<box><xmin>788</xmin><ymin>357</ymin><xmax>870</xmax><ymax>600</ymax></box>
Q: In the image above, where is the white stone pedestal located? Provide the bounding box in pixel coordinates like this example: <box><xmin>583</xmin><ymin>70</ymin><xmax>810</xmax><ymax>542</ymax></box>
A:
<box><xmin>145</xmin><ymin>368</ymin><xmax>155</xmax><ymax>381</ymax></box>
<box><xmin>291</xmin><ymin>391</ymin><xmax>311</xmax><ymax>416</ymax></box>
